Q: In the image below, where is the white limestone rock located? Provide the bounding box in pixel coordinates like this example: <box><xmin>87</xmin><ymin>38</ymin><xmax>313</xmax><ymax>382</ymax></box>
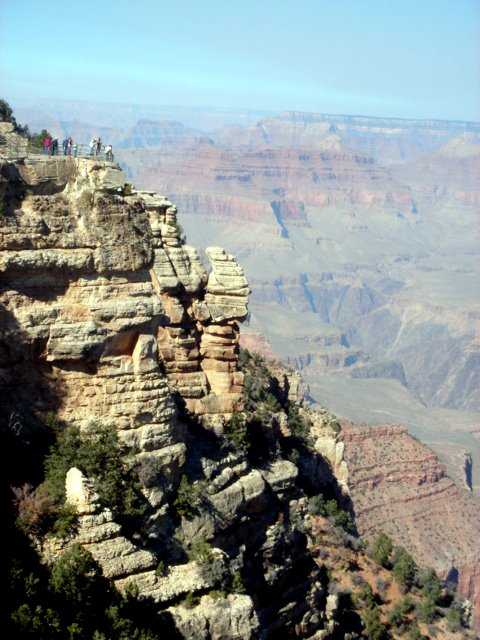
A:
<box><xmin>169</xmin><ymin>594</ymin><xmax>259</xmax><ymax>640</ymax></box>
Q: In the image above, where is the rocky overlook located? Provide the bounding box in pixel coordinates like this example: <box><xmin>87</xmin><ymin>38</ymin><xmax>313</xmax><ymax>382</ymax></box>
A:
<box><xmin>0</xmin><ymin>148</ymin><xmax>249</xmax><ymax>425</ymax></box>
<box><xmin>0</xmin><ymin>141</ymin><xmax>345</xmax><ymax>638</ymax></box>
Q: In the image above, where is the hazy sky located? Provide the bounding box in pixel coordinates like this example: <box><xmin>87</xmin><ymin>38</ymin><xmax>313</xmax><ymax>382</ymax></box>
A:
<box><xmin>1</xmin><ymin>0</ymin><xmax>479</xmax><ymax>121</ymax></box>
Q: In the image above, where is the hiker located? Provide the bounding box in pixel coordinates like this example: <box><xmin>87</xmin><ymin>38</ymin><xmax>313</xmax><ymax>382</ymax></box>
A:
<box><xmin>73</xmin><ymin>142</ymin><xmax>78</xmax><ymax>157</ymax></box>
<box><xmin>105</xmin><ymin>144</ymin><xmax>113</xmax><ymax>161</ymax></box>
<box><xmin>67</xmin><ymin>137</ymin><xmax>73</xmax><ymax>155</ymax></box>
<box><xmin>51</xmin><ymin>138</ymin><xmax>58</xmax><ymax>156</ymax></box>
<box><xmin>62</xmin><ymin>138</ymin><xmax>68</xmax><ymax>155</ymax></box>
<box><xmin>90</xmin><ymin>138</ymin><xmax>97</xmax><ymax>156</ymax></box>
<box><xmin>96</xmin><ymin>138</ymin><xmax>102</xmax><ymax>156</ymax></box>
<box><xmin>44</xmin><ymin>136</ymin><xmax>52</xmax><ymax>155</ymax></box>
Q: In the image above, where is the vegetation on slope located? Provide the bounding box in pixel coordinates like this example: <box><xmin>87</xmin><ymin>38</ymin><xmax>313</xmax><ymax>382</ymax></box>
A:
<box><xmin>2</xmin><ymin>348</ymin><xmax>475</xmax><ymax>638</ymax></box>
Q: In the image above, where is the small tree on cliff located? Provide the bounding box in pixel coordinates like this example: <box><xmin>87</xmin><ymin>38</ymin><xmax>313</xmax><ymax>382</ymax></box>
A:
<box><xmin>29</xmin><ymin>128</ymin><xmax>52</xmax><ymax>150</ymax></box>
<box><xmin>391</xmin><ymin>546</ymin><xmax>417</xmax><ymax>590</ymax></box>
<box><xmin>369</xmin><ymin>532</ymin><xmax>393</xmax><ymax>568</ymax></box>
<box><xmin>0</xmin><ymin>98</ymin><xmax>29</xmax><ymax>135</ymax></box>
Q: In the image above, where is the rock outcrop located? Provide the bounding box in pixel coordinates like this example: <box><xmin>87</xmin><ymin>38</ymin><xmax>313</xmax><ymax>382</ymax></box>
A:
<box><xmin>0</xmin><ymin>148</ymin><xmax>335</xmax><ymax>638</ymax></box>
<box><xmin>0</xmin><ymin>154</ymin><xmax>248</xmax><ymax>442</ymax></box>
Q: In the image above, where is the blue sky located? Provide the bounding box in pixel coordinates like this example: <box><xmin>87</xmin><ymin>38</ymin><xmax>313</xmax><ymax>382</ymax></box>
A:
<box><xmin>1</xmin><ymin>0</ymin><xmax>479</xmax><ymax>121</ymax></box>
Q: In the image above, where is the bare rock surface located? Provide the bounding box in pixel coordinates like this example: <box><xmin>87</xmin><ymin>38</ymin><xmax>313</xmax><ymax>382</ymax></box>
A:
<box><xmin>168</xmin><ymin>594</ymin><xmax>259</xmax><ymax>640</ymax></box>
<box><xmin>0</xmin><ymin>154</ymin><xmax>249</xmax><ymax>449</ymax></box>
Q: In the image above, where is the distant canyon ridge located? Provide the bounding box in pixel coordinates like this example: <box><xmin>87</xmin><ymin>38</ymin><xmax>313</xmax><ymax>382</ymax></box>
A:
<box><xmin>17</xmin><ymin>102</ymin><xmax>480</xmax><ymax>489</ymax></box>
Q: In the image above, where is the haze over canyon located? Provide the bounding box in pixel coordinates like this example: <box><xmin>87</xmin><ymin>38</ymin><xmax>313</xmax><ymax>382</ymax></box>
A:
<box><xmin>5</xmin><ymin>103</ymin><xmax>480</xmax><ymax>624</ymax></box>
<box><xmin>17</xmin><ymin>100</ymin><xmax>480</xmax><ymax>494</ymax></box>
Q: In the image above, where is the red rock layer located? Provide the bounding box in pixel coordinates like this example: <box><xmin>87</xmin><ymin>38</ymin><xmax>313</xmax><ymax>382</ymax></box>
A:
<box><xmin>340</xmin><ymin>423</ymin><xmax>480</xmax><ymax>628</ymax></box>
<box><xmin>122</xmin><ymin>144</ymin><xmax>414</xmax><ymax>227</ymax></box>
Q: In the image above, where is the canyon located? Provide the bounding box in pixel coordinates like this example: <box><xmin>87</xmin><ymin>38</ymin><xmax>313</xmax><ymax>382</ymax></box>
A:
<box><xmin>2</xmin><ymin>108</ymin><xmax>480</xmax><ymax>635</ymax></box>
<box><xmin>106</xmin><ymin>110</ymin><xmax>479</xmax><ymax>490</ymax></box>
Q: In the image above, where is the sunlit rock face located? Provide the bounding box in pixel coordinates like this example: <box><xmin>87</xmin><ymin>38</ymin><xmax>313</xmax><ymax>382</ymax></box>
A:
<box><xmin>0</xmin><ymin>151</ymin><xmax>249</xmax><ymax>484</ymax></box>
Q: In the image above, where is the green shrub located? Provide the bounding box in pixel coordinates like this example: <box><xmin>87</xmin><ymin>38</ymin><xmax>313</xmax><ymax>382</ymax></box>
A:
<box><xmin>388</xmin><ymin>596</ymin><xmax>414</xmax><ymax>629</ymax></box>
<box><xmin>418</xmin><ymin>566</ymin><xmax>441</xmax><ymax>603</ymax></box>
<box><xmin>154</xmin><ymin>561</ymin><xmax>167</xmax><ymax>577</ymax></box>
<box><xmin>52</xmin><ymin>503</ymin><xmax>78</xmax><ymax>540</ymax></box>
<box><xmin>288</xmin><ymin>406</ymin><xmax>313</xmax><ymax>446</ymax></box>
<box><xmin>181</xmin><ymin>592</ymin><xmax>199</xmax><ymax>609</ymax></box>
<box><xmin>357</xmin><ymin>582</ymin><xmax>375</xmax><ymax>609</ymax></box>
<box><xmin>391</xmin><ymin>546</ymin><xmax>416</xmax><ymax>588</ymax></box>
<box><xmin>369</xmin><ymin>532</ymin><xmax>393</xmax><ymax>567</ymax></box>
<box><xmin>28</xmin><ymin>128</ymin><xmax>52</xmax><ymax>149</ymax></box>
<box><xmin>239</xmin><ymin>349</ymin><xmax>279</xmax><ymax>412</ymax></box>
<box><xmin>230</xmin><ymin>571</ymin><xmax>246</xmax><ymax>594</ymax></box>
<box><xmin>408</xmin><ymin>623</ymin><xmax>423</xmax><ymax>640</ymax></box>
<box><xmin>330</xmin><ymin>420</ymin><xmax>341</xmax><ymax>434</ymax></box>
<box><xmin>416</xmin><ymin>596</ymin><xmax>436</xmax><ymax>624</ymax></box>
<box><xmin>446</xmin><ymin>606</ymin><xmax>463</xmax><ymax>632</ymax></box>
<box><xmin>363</xmin><ymin>605</ymin><xmax>386</xmax><ymax>640</ymax></box>
<box><xmin>49</xmin><ymin>544</ymin><xmax>106</xmax><ymax>606</ymax></box>
<box><xmin>43</xmin><ymin>421</ymin><xmax>146</xmax><ymax>528</ymax></box>
<box><xmin>224</xmin><ymin>412</ymin><xmax>249</xmax><ymax>451</ymax></box>
<box><xmin>324</xmin><ymin>498</ymin><xmax>355</xmax><ymax>532</ymax></box>
<box><xmin>188</xmin><ymin>539</ymin><xmax>214</xmax><ymax>565</ymax></box>
<box><xmin>308</xmin><ymin>493</ymin><xmax>327</xmax><ymax>515</ymax></box>
<box><xmin>287</xmin><ymin>448</ymin><xmax>300</xmax><ymax>464</ymax></box>
<box><xmin>0</xmin><ymin>98</ymin><xmax>29</xmax><ymax>134</ymax></box>
<box><xmin>173</xmin><ymin>474</ymin><xmax>204</xmax><ymax>518</ymax></box>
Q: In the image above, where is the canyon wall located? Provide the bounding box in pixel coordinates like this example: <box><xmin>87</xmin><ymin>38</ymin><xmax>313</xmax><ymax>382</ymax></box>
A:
<box><xmin>0</xmin><ymin>148</ymin><xmax>343</xmax><ymax>638</ymax></box>
<box><xmin>340</xmin><ymin>423</ymin><xmax>480</xmax><ymax>628</ymax></box>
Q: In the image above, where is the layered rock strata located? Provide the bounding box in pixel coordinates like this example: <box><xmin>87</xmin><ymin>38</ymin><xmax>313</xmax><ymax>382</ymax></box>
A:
<box><xmin>61</xmin><ymin>467</ymin><xmax>260</xmax><ymax>638</ymax></box>
<box><xmin>0</xmin><ymin>154</ymin><xmax>249</xmax><ymax>446</ymax></box>
<box><xmin>340</xmin><ymin>423</ymin><xmax>480</xmax><ymax>628</ymax></box>
<box><xmin>0</xmin><ymin>149</ymin><xmax>336</xmax><ymax>638</ymax></box>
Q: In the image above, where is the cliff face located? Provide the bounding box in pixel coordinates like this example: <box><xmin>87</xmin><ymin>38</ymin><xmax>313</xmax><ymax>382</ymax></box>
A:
<box><xmin>0</xmin><ymin>154</ymin><xmax>249</xmax><ymax>433</ymax></box>
<box><xmin>0</xmin><ymin>150</ymin><xmax>345</xmax><ymax>638</ymax></box>
<box><xmin>340</xmin><ymin>423</ymin><xmax>480</xmax><ymax>628</ymax></box>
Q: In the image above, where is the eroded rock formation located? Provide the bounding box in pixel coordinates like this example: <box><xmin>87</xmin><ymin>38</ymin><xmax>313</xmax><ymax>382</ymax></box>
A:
<box><xmin>1</xmin><ymin>154</ymin><xmax>248</xmax><ymax>441</ymax></box>
<box><xmin>0</xmin><ymin>149</ymin><xmax>335</xmax><ymax>638</ymax></box>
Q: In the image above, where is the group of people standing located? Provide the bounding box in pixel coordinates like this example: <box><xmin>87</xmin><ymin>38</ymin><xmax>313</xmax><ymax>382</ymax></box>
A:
<box><xmin>90</xmin><ymin>137</ymin><xmax>114</xmax><ymax>161</ymax></box>
<box><xmin>43</xmin><ymin>135</ymin><xmax>77</xmax><ymax>156</ymax></box>
<box><xmin>42</xmin><ymin>135</ymin><xmax>113</xmax><ymax>161</ymax></box>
